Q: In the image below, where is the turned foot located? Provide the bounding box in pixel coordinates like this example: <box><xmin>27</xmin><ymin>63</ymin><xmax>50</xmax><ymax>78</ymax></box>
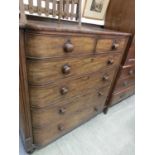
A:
<box><xmin>103</xmin><ymin>107</ymin><xmax>109</xmax><ymax>114</ymax></box>
<box><xmin>27</xmin><ymin>147</ymin><xmax>35</xmax><ymax>154</ymax></box>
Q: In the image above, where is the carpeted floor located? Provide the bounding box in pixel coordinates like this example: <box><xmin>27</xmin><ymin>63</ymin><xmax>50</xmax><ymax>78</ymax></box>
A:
<box><xmin>20</xmin><ymin>95</ymin><xmax>135</xmax><ymax>155</ymax></box>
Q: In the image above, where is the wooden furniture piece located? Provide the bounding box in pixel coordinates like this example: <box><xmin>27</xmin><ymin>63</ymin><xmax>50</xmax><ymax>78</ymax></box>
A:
<box><xmin>104</xmin><ymin>0</ymin><xmax>135</xmax><ymax>107</ymax></box>
<box><xmin>19</xmin><ymin>14</ymin><xmax>130</xmax><ymax>152</ymax></box>
<box><xmin>19</xmin><ymin>0</ymin><xmax>82</xmax><ymax>25</ymax></box>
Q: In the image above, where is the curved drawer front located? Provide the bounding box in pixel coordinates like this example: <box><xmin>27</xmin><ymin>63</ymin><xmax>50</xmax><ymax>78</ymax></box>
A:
<box><xmin>33</xmin><ymin>106</ymin><xmax>101</xmax><ymax>146</ymax></box>
<box><xmin>96</xmin><ymin>38</ymin><xmax>127</xmax><ymax>53</ymax></box>
<box><xmin>26</xmin><ymin>33</ymin><xmax>96</xmax><ymax>58</ymax></box>
<box><xmin>27</xmin><ymin>53</ymin><xmax>121</xmax><ymax>85</ymax></box>
<box><xmin>31</xmin><ymin>86</ymin><xmax>109</xmax><ymax>128</ymax></box>
<box><xmin>29</xmin><ymin>69</ymin><xmax>115</xmax><ymax>108</ymax></box>
<box><xmin>32</xmin><ymin>88</ymin><xmax>107</xmax><ymax>146</ymax></box>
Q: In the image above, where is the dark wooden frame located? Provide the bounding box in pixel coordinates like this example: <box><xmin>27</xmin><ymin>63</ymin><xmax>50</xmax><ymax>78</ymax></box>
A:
<box><xmin>19</xmin><ymin>29</ymin><xmax>35</xmax><ymax>153</ymax></box>
<box><xmin>83</xmin><ymin>0</ymin><xmax>110</xmax><ymax>21</ymax></box>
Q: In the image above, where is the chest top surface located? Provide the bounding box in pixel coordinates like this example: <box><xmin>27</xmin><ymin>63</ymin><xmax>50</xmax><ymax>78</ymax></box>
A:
<box><xmin>20</xmin><ymin>15</ymin><xmax>131</xmax><ymax>37</ymax></box>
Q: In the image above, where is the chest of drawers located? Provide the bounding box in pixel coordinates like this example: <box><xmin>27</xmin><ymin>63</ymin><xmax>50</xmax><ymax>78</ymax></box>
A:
<box><xmin>108</xmin><ymin>37</ymin><xmax>135</xmax><ymax>106</ymax></box>
<box><xmin>19</xmin><ymin>16</ymin><xmax>130</xmax><ymax>153</ymax></box>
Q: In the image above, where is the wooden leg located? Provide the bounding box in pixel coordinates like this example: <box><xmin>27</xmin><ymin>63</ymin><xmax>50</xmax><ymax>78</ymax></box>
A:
<box><xmin>103</xmin><ymin>107</ymin><xmax>109</xmax><ymax>114</ymax></box>
<box><xmin>27</xmin><ymin>147</ymin><xmax>35</xmax><ymax>154</ymax></box>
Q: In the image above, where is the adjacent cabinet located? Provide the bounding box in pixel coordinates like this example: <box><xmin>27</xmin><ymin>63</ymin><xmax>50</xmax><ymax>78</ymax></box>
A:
<box><xmin>109</xmin><ymin>37</ymin><xmax>135</xmax><ymax>106</ymax></box>
<box><xmin>19</xmin><ymin>16</ymin><xmax>131</xmax><ymax>152</ymax></box>
<box><xmin>105</xmin><ymin>0</ymin><xmax>135</xmax><ymax>106</ymax></box>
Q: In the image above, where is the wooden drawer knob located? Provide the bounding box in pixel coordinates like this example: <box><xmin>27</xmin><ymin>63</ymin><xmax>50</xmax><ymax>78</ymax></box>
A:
<box><xmin>107</xmin><ymin>59</ymin><xmax>114</xmax><ymax>65</ymax></box>
<box><xmin>102</xmin><ymin>75</ymin><xmax>109</xmax><ymax>81</ymax></box>
<box><xmin>58</xmin><ymin>124</ymin><xmax>64</xmax><ymax>131</ymax></box>
<box><xmin>98</xmin><ymin>92</ymin><xmax>103</xmax><ymax>96</ymax></box>
<box><xmin>59</xmin><ymin>108</ymin><xmax>66</xmax><ymax>114</ymax></box>
<box><xmin>64</xmin><ymin>41</ymin><xmax>74</xmax><ymax>53</ymax></box>
<box><xmin>60</xmin><ymin>87</ymin><xmax>68</xmax><ymax>95</ymax></box>
<box><xmin>112</xmin><ymin>43</ymin><xmax>119</xmax><ymax>50</ymax></box>
<box><xmin>62</xmin><ymin>64</ymin><xmax>71</xmax><ymax>74</ymax></box>
<box><xmin>128</xmin><ymin>69</ymin><xmax>134</xmax><ymax>75</ymax></box>
<box><xmin>94</xmin><ymin>106</ymin><xmax>99</xmax><ymax>112</ymax></box>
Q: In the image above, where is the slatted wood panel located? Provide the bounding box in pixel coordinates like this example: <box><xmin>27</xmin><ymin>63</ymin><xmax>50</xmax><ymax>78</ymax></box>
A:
<box><xmin>20</xmin><ymin>0</ymin><xmax>81</xmax><ymax>25</ymax></box>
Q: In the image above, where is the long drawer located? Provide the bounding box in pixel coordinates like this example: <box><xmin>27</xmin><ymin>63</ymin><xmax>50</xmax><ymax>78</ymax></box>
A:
<box><xmin>31</xmin><ymin>86</ymin><xmax>109</xmax><ymax>128</ymax></box>
<box><xmin>32</xmin><ymin>90</ymin><xmax>106</xmax><ymax>146</ymax></box>
<box><xmin>29</xmin><ymin>68</ymin><xmax>115</xmax><ymax>108</ymax></box>
<box><xmin>26</xmin><ymin>33</ymin><xmax>126</xmax><ymax>58</ymax></box>
<box><xmin>27</xmin><ymin>53</ymin><xmax>121</xmax><ymax>85</ymax></box>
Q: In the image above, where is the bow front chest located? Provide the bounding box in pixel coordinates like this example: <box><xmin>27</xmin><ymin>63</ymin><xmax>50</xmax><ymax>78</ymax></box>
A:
<box><xmin>19</xmin><ymin>17</ymin><xmax>131</xmax><ymax>153</ymax></box>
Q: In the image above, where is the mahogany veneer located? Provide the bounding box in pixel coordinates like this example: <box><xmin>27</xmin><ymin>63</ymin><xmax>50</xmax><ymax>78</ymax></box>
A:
<box><xmin>19</xmin><ymin>15</ymin><xmax>131</xmax><ymax>153</ymax></box>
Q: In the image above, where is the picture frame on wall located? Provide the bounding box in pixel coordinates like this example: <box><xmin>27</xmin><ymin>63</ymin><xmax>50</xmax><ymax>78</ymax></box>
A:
<box><xmin>83</xmin><ymin>0</ymin><xmax>110</xmax><ymax>20</ymax></box>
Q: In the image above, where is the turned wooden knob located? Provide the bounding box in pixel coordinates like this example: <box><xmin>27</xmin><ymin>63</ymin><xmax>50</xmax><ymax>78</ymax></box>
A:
<box><xmin>98</xmin><ymin>91</ymin><xmax>104</xmax><ymax>96</ymax></box>
<box><xmin>58</xmin><ymin>124</ymin><xmax>64</xmax><ymax>131</ymax></box>
<box><xmin>64</xmin><ymin>41</ymin><xmax>74</xmax><ymax>53</ymax></box>
<box><xmin>59</xmin><ymin>108</ymin><xmax>66</xmax><ymax>114</ymax></box>
<box><xmin>60</xmin><ymin>87</ymin><xmax>68</xmax><ymax>95</ymax></box>
<box><xmin>107</xmin><ymin>59</ymin><xmax>114</xmax><ymax>65</ymax></box>
<box><xmin>112</xmin><ymin>43</ymin><xmax>119</xmax><ymax>50</ymax></box>
<box><xmin>128</xmin><ymin>69</ymin><xmax>134</xmax><ymax>75</ymax></box>
<box><xmin>62</xmin><ymin>64</ymin><xmax>71</xmax><ymax>74</ymax></box>
<box><xmin>102</xmin><ymin>75</ymin><xmax>109</xmax><ymax>81</ymax></box>
<box><xmin>94</xmin><ymin>106</ymin><xmax>99</xmax><ymax>112</ymax></box>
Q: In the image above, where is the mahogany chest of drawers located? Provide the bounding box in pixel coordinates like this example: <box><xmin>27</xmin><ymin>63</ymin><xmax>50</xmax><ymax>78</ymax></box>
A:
<box><xmin>19</xmin><ymin>16</ymin><xmax>130</xmax><ymax>153</ymax></box>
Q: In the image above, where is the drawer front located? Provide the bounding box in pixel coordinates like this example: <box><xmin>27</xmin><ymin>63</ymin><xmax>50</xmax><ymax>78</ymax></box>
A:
<box><xmin>114</xmin><ymin>77</ymin><xmax>135</xmax><ymax>93</ymax></box>
<box><xmin>29</xmin><ymin>69</ymin><xmax>115</xmax><ymax>108</ymax></box>
<box><xmin>31</xmin><ymin>86</ymin><xmax>109</xmax><ymax>128</ymax></box>
<box><xmin>26</xmin><ymin>33</ymin><xmax>96</xmax><ymax>58</ymax></box>
<box><xmin>110</xmin><ymin>86</ymin><xmax>135</xmax><ymax>106</ymax></box>
<box><xmin>27</xmin><ymin>53</ymin><xmax>121</xmax><ymax>85</ymax></box>
<box><xmin>33</xmin><ymin>95</ymin><xmax>105</xmax><ymax>146</ymax></box>
<box><xmin>119</xmin><ymin>65</ymin><xmax>135</xmax><ymax>80</ymax></box>
<box><xmin>96</xmin><ymin>38</ymin><xmax>127</xmax><ymax>53</ymax></box>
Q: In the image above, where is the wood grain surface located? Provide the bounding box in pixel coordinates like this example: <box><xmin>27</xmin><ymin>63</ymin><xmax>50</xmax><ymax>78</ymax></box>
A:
<box><xmin>27</xmin><ymin>53</ymin><xmax>121</xmax><ymax>85</ymax></box>
<box><xmin>31</xmin><ymin>86</ymin><xmax>109</xmax><ymax>128</ymax></box>
<box><xmin>29</xmin><ymin>69</ymin><xmax>115</xmax><ymax>108</ymax></box>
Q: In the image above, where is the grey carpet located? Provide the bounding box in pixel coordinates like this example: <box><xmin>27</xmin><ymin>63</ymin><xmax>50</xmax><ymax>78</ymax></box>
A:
<box><xmin>19</xmin><ymin>95</ymin><xmax>135</xmax><ymax>155</ymax></box>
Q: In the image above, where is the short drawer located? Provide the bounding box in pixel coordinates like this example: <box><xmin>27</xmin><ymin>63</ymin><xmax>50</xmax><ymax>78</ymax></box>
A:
<box><xmin>26</xmin><ymin>33</ymin><xmax>96</xmax><ymax>58</ymax></box>
<box><xmin>118</xmin><ymin>65</ymin><xmax>135</xmax><ymax>80</ymax></box>
<box><xmin>32</xmin><ymin>91</ymin><xmax>106</xmax><ymax>146</ymax></box>
<box><xmin>31</xmin><ymin>86</ymin><xmax>109</xmax><ymax>128</ymax></box>
<box><xmin>96</xmin><ymin>38</ymin><xmax>127</xmax><ymax>53</ymax></box>
<box><xmin>110</xmin><ymin>85</ymin><xmax>135</xmax><ymax>106</ymax></box>
<box><xmin>29</xmin><ymin>69</ymin><xmax>115</xmax><ymax>108</ymax></box>
<box><xmin>27</xmin><ymin>53</ymin><xmax>121</xmax><ymax>85</ymax></box>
